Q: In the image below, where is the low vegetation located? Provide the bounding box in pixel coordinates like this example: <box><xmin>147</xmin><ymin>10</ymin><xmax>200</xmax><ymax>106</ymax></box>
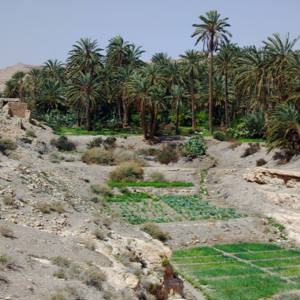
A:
<box><xmin>50</xmin><ymin>136</ymin><xmax>76</xmax><ymax>151</ymax></box>
<box><xmin>0</xmin><ymin>138</ymin><xmax>17</xmax><ymax>155</ymax></box>
<box><xmin>108</xmin><ymin>161</ymin><xmax>144</xmax><ymax>182</ymax></box>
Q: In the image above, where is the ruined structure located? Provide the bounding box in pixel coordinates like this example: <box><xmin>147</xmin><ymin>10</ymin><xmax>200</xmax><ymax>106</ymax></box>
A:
<box><xmin>0</xmin><ymin>98</ymin><xmax>31</xmax><ymax>120</ymax></box>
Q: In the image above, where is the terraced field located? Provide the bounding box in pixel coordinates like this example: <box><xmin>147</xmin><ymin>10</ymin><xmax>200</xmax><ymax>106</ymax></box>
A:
<box><xmin>172</xmin><ymin>243</ymin><xmax>300</xmax><ymax>300</ymax></box>
<box><xmin>105</xmin><ymin>192</ymin><xmax>247</xmax><ymax>224</ymax></box>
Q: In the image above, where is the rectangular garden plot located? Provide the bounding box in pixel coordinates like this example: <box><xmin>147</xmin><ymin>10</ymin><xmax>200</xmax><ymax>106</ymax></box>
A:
<box><xmin>172</xmin><ymin>243</ymin><xmax>300</xmax><ymax>300</ymax></box>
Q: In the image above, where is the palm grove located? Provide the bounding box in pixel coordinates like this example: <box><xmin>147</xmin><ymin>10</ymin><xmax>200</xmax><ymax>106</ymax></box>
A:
<box><xmin>3</xmin><ymin>10</ymin><xmax>300</xmax><ymax>156</ymax></box>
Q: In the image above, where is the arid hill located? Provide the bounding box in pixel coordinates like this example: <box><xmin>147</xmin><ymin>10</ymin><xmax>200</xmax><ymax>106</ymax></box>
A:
<box><xmin>0</xmin><ymin>62</ymin><xmax>41</xmax><ymax>92</ymax></box>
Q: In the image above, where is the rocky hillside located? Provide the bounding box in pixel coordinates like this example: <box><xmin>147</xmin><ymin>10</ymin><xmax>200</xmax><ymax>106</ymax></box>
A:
<box><xmin>0</xmin><ymin>117</ymin><xmax>188</xmax><ymax>300</ymax></box>
<box><xmin>0</xmin><ymin>62</ymin><xmax>41</xmax><ymax>92</ymax></box>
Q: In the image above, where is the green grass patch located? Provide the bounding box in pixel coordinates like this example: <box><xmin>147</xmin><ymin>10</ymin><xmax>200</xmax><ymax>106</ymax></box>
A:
<box><xmin>158</xmin><ymin>195</ymin><xmax>247</xmax><ymax>220</ymax></box>
<box><xmin>180</xmin><ymin>261</ymin><xmax>248</xmax><ymax>272</ymax></box>
<box><xmin>235</xmin><ymin>250</ymin><xmax>300</xmax><ymax>261</ymax></box>
<box><xmin>189</xmin><ymin>266</ymin><xmax>264</xmax><ymax>278</ymax></box>
<box><xmin>237</xmin><ymin>138</ymin><xmax>266</xmax><ymax>143</ymax></box>
<box><xmin>197</xmin><ymin>275</ymin><xmax>300</xmax><ymax>300</ymax></box>
<box><xmin>215</xmin><ymin>243</ymin><xmax>282</xmax><ymax>253</ymax></box>
<box><xmin>214</xmin><ymin>244</ymin><xmax>249</xmax><ymax>253</ymax></box>
<box><xmin>172</xmin><ymin>255</ymin><xmax>235</xmax><ymax>264</ymax></box>
<box><xmin>105</xmin><ymin>192</ymin><xmax>152</xmax><ymax>203</ymax></box>
<box><xmin>267</xmin><ymin>217</ymin><xmax>285</xmax><ymax>232</ymax></box>
<box><xmin>272</xmin><ymin>267</ymin><xmax>300</xmax><ymax>277</ymax></box>
<box><xmin>240</xmin><ymin>243</ymin><xmax>282</xmax><ymax>252</ymax></box>
<box><xmin>252</xmin><ymin>257</ymin><xmax>300</xmax><ymax>268</ymax></box>
<box><xmin>172</xmin><ymin>247</ymin><xmax>221</xmax><ymax>258</ymax></box>
<box><xmin>107</xmin><ymin>180</ymin><xmax>194</xmax><ymax>188</ymax></box>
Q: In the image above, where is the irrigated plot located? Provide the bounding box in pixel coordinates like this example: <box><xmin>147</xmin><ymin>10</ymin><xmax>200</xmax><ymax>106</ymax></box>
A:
<box><xmin>172</xmin><ymin>243</ymin><xmax>300</xmax><ymax>300</ymax></box>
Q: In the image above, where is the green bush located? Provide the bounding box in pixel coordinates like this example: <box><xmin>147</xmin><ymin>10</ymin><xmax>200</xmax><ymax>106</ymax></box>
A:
<box><xmin>184</xmin><ymin>137</ymin><xmax>207</xmax><ymax>157</ymax></box>
<box><xmin>0</xmin><ymin>138</ymin><xmax>17</xmax><ymax>155</ymax></box>
<box><xmin>256</xmin><ymin>158</ymin><xmax>267</xmax><ymax>166</ymax></box>
<box><xmin>87</xmin><ymin>137</ymin><xmax>103</xmax><ymax>149</ymax></box>
<box><xmin>103</xmin><ymin>136</ymin><xmax>117</xmax><ymax>149</ymax></box>
<box><xmin>19</xmin><ymin>137</ymin><xmax>32</xmax><ymax>144</ymax></box>
<box><xmin>81</xmin><ymin>147</ymin><xmax>114</xmax><ymax>165</ymax></box>
<box><xmin>108</xmin><ymin>161</ymin><xmax>143</xmax><ymax>182</ymax></box>
<box><xmin>25</xmin><ymin>130</ymin><xmax>37</xmax><ymax>138</ymax></box>
<box><xmin>213</xmin><ymin>131</ymin><xmax>226</xmax><ymax>141</ymax></box>
<box><xmin>50</xmin><ymin>136</ymin><xmax>76</xmax><ymax>151</ymax></box>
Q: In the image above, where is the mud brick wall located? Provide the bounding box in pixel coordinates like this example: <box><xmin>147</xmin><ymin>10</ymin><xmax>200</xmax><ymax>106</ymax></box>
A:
<box><xmin>8</xmin><ymin>102</ymin><xmax>27</xmax><ymax>118</ymax></box>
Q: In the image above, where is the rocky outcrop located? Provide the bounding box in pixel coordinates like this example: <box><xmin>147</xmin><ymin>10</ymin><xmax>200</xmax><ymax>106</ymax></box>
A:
<box><xmin>244</xmin><ymin>167</ymin><xmax>300</xmax><ymax>188</ymax></box>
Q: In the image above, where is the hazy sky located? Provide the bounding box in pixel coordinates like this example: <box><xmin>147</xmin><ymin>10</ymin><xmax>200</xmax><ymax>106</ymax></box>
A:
<box><xmin>1</xmin><ymin>0</ymin><xmax>300</xmax><ymax>69</ymax></box>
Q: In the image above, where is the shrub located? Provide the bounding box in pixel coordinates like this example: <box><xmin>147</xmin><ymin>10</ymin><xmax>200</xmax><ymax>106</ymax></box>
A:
<box><xmin>0</xmin><ymin>254</ymin><xmax>15</xmax><ymax>270</ymax></box>
<box><xmin>50</xmin><ymin>201</ymin><xmax>65</xmax><ymax>214</ymax></box>
<box><xmin>108</xmin><ymin>161</ymin><xmax>143</xmax><ymax>182</ymax></box>
<box><xmin>19</xmin><ymin>137</ymin><xmax>32</xmax><ymax>144</ymax></box>
<box><xmin>93</xmin><ymin>227</ymin><xmax>106</xmax><ymax>240</ymax></box>
<box><xmin>90</xmin><ymin>182</ymin><xmax>112</xmax><ymax>197</ymax></box>
<box><xmin>82</xmin><ymin>147</ymin><xmax>114</xmax><ymax>165</ymax></box>
<box><xmin>184</xmin><ymin>137</ymin><xmax>207</xmax><ymax>157</ymax></box>
<box><xmin>140</xmin><ymin>223</ymin><xmax>169</xmax><ymax>242</ymax></box>
<box><xmin>34</xmin><ymin>202</ymin><xmax>51</xmax><ymax>214</ymax></box>
<box><xmin>103</xmin><ymin>137</ymin><xmax>117</xmax><ymax>149</ymax></box>
<box><xmin>213</xmin><ymin>131</ymin><xmax>226</xmax><ymax>141</ymax></box>
<box><xmin>0</xmin><ymin>225</ymin><xmax>13</xmax><ymax>238</ymax></box>
<box><xmin>2</xmin><ymin>196</ymin><xmax>17</xmax><ymax>207</ymax></box>
<box><xmin>50</xmin><ymin>136</ymin><xmax>76</xmax><ymax>151</ymax></box>
<box><xmin>241</xmin><ymin>142</ymin><xmax>260</xmax><ymax>158</ymax></box>
<box><xmin>87</xmin><ymin>137</ymin><xmax>103</xmax><ymax>149</ymax></box>
<box><xmin>83</xmin><ymin>268</ymin><xmax>106</xmax><ymax>290</ymax></box>
<box><xmin>25</xmin><ymin>130</ymin><xmax>36</xmax><ymax>138</ymax></box>
<box><xmin>51</xmin><ymin>256</ymin><xmax>71</xmax><ymax>268</ymax></box>
<box><xmin>0</xmin><ymin>138</ymin><xmax>17</xmax><ymax>155</ymax></box>
<box><xmin>112</xmin><ymin>148</ymin><xmax>136</xmax><ymax>163</ymax></box>
<box><xmin>149</xmin><ymin>171</ymin><xmax>165</xmax><ymax>182</ymax></box>
<box><xmin>84</xmin><ymin>240</ymin><xmax>96</xmax><ymax>251</ymax></box>
<box><xmin>256</xmin><ymin>158</ymin><xmax>267</xmax><ymax>166</ymax></box>
<box><xmin>155</xmin><ymin>143</ymin><xmax>178</xmax><ymax>165</ymax></box>
<box><xmin>243</xmin><ymin>108</ymin><xmax>266</xmax><ymax>138</ymax></box>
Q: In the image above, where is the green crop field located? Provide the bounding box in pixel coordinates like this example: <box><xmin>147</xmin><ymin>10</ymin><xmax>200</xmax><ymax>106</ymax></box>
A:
<box><xmin>172</xmin><ymin>243</ymin><xmax>300</xmax><ymax>300</ymax></box>
<box><xmin>105</xmin><ymin>193</ymin><xmax>247</xmax><ymax>225</ymax></box>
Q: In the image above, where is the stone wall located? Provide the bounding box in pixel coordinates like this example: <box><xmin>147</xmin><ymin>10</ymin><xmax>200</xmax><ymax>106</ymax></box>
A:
<box><xmin>7</xmin><ymin>102</ymin><xmax>27</xmax><ymax>118</ymax></box>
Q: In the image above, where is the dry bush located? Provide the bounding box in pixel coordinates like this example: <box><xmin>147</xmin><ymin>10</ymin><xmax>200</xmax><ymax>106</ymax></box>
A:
<box><xmin>84</xmin><ymin>239</ymin><xmax>96</xmax><ymax>251</ymax></box>
<box><xmin>108</xmin><ymin>161</ymin><xmax>143</xmax><ymax>182</ymax></box>
<box><xmin>227</xmin><ymin>140</ymin><xmax>241</xmax><ymax>149</ymax></box>
<box><xmin>241</xmin><ymin>142</ymin><xmax>260</xmax><ymax>157</ymax></box>
<box><xmin>34</xmin><ymin>202</ymin><xmax>51</xmax><ymax>214</ymax></box>
<box><xmin>93</xmin><ymin>227</ymin><xmax>106</xmax><ymax>240</ymax></box>
<box><xmin>52</xmin><ymin>268</ymin><xmax>67</xmax><ymax>279</ymax></box>
<box><xmin>0</xmin><ymin>226</ymin><xmax>13</xmax><ymax>238</ymax></box>
<box><xmin>0</xmin><ymin>138</ymin><xmax>17</xmax><ymax>155</ymax></box>
<box><xmin>2</xmin><ymin>196</ymin><xmax>18</xmax><ymax>208</ymax></box>
<box><xmin>256</xmin><ymin>158</ymin><xmax>267</xmax><ymax>166</ymax></box>
<box><xmin>90</xmin><ymin>182</ymin><xmax>112</xmax><ymax>197</ymax></box>
<box><xmin>0</xmin><ymin>254</ymin><xmax>15</xmax><ymax>270</ymax></box>
<box><xmin>149</xmin><ymin>171</ymin><xmax>165</xmax><ymax>182</ymax></box>
<box><xmin>140</xmin><ymin>223</ymin><xmax>169</xmax><ymax>242</ymax></box>
<box><xmin>50</xmin><ymin>201</ymin><xmax>65</xmax><ymax>214</ymax></box>
<box><xmin>83</xmin><ymin>267</ymin><xmax>106</xmax><ymax>290</ymax></box>
<box><xmin>51</xmin><ymin>256</ymin><xmax>72</xmax><ymax>268</ymax></box>
<box><xmin>113</xmin><ymin>148</ymin><xmax>148</xmax><ymax>167</ymax></box>
<box><xmin>82</xmin><ymin>147</ymin><xmax>114</xmax><ymax>165</ymax></box>
<box><xmin>48</xmin><ymin>286</ymin><xmax>84</xmax><ymax>300</ymax></box>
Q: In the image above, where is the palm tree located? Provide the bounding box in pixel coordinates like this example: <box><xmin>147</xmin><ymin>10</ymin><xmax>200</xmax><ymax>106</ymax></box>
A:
<box><xmin>11</xmin><ymin>71</ymin><xmax>26</xmax><ymax>101</ymax></box>
<box><xmin>106</xmin><ymin>36</ymin><xmax>129</xmax><ymax>67</ymax></box>
<box><xmin>236</xmin><ymin>46</ymin><xmax>270</xmax><ymax>120</ymax></box>
<box><xmin>3</xmin><ymin>79</ymin><xmax>19</xmax><ymax>98</ymax></box>
<box><xmin>35</xmin><ymin>79</ymin><xmax>65</xmax><ymax>112</ymax></box>
<box><xmin>263</xmin><ymin>33</ymin><xmax>299</xmax><ymax>103</ymax></box>
<box><xmin>67</xmin><ymin>71</ymin><xmax>102</xmax><ymax>130</ymax></box>
<box><xmin>43</xmin><ymin>59</ymin><xmax>65</xmax><ymax>84</ymax></box>
<box><xmin>128</xmin><ymin>73</ymin><xmax>151</xmax><ymax>139</ymax></box>
<box><xmin>192</xmin><ymin>10</ymin><xmax>232</xmax><ymax>134</ymax></box>
<box><xmin>266</xmin><ymin>103</ymin><xmax>300</xmax><ymax>156</ymax></box>
<box><xmin>215</xmin><ymin>42</ymin><xmax>238</xmax><ymax>127</ymax></box>
<box><xmin>67</xmin><ymin>37</ymin><xmax>103</xmax><ymax>77</ymax></box>
<box><xmin>171</xmin><ymin>85</ymin><xmax>188</xmax><ymax>134</ymax></box>
<box><xmin>179</xmin><ymin>50</ymin><xmax>203</xmax><ymax>129</ymax></box>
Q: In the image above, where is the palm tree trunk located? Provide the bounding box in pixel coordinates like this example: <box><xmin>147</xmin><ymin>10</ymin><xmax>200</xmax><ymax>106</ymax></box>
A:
<box><xmin>191</xmin><ymin>75</ymin><xmax>195</xmax><ymax>130</ymax></box>
<box><xmin>176</xmin><ymin>100</ymin><xmax>180</xmax><ymax>135</ymax></box>
<box><xmin>117</xmin><ymin>95</ymin><xmax>123</xmax><ymax>125</ymax></box>
<box><xmin>139</xmin><ymin>104</ymin><xmax>148</xmax><ymax>140</ymax></box>
<box><xmin>123</xmin><ymin>99</ymin><xmax>129</xmax><ymax>127</ymax></box>
<box><xmin>209</xmin><ymin>35</ymin><xmax>214</xmax><ymax>134</ymax></box>
<box><xmin>224</xmin><ymin>70</ymin><xmax>230</xmax><ymax>128</ymax></box>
